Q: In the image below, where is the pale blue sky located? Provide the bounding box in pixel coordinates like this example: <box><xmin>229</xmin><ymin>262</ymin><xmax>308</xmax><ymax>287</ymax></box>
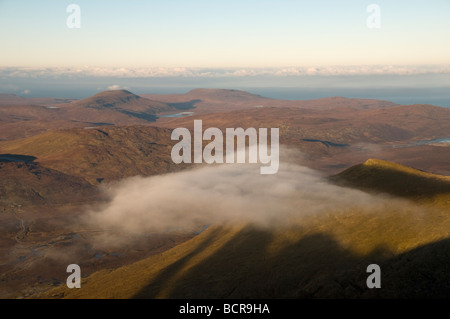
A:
<box><xmin>0</xmin><ymin>0</ymin><xmax>450</xmax><ymax>67</ymax></box>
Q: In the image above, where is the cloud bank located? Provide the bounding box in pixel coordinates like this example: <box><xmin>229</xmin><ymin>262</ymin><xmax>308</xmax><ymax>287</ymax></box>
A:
<box><xmin>2</xmin><ymin>65</ymin><xmax>450</xmax><ymax>79</ymax></box>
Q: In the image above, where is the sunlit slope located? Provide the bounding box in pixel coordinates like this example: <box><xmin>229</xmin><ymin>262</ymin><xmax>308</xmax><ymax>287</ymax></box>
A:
<box><xmin>40</xmin><ymin>161</ymin><xmax>450</xmax><ymax>299</ymax></box>
<box><xmin>331</xmin><ymin>159</ymin><xmax>450</xmax><ymax>204</ymax></box>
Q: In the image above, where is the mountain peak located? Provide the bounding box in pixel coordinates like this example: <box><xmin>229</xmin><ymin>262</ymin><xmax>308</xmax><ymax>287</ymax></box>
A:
<box><xmin>92</xmin><ymin>89</ymin><xmax>138</xmax><ymax>98</ymax></box>
<box><xmin>63</xmin><ymin>89</ymin><xmax>177</xmax><ymax>121</ymax></box>
<box><xmin>363</xmin><ymin>159</ymin><xmax>433</xmax><ymax>177</ymax></box>
<box><xmin>69</xmin><ymin>89</ymin><xmax>143</xmax><ymax>110</ymax></box>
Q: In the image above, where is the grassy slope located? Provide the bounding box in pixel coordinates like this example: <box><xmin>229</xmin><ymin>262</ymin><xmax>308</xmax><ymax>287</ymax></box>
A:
<box><xmin>0</xmin><ymin>126</ymin><xmax>186</xmax><ymax>184</ymax></box>
<box><xmin>331</xmin><ymin>159</ymin><xmax>450</xmax><ymax>205</ymax></box>
<box><xmin>40</xmin><ymin>160</ymin><xmax>450</xmax><ymax>299</ymax></box>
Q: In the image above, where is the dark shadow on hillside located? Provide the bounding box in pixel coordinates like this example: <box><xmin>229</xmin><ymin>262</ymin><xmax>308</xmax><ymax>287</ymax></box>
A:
<box><xmin>0</xmin><ymin>154</ymin><xmax>37</xmax><ymax>163</ymax></box>
<box><xmin>132</xmin><ymin>225</ymin><xmax>450</xmax><ymax>299</ymax></box>
<box><xmin>132</xmin><ymin>226</ymin><xmax>368</xmax><ymax>299</ymax></box>
<box><xmin>118</xmin><ymin>110</ymin><xmax>158</xmax><ymax>122</ymax></box>
<box><xmin>302</xmin><ymin>139</ymin><xmax>349</xmax><ymax>148</ymax></box>
<box><xmin>86</xmin><ymin>122</ymin><xmax>114</xmax><ymax>127</ymax></box>
<box><xmin>132</xmin><ymin>227</ymin><xmax>223</xmax><ymax>299</ymax></box>
<box><xmin>167</xmin><ymin>99</ymin><xmax>201</xmax><ymax>110</ymax></box>
<box><xmin>369</xmin><ymin>237</ymin><xmax>450</xmax><ymax>298</ymax></box>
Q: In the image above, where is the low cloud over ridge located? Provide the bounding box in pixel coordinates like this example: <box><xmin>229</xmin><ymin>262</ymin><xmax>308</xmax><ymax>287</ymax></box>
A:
<box><xmin>82</xmin><ymin>153</ymin><xmax>410</xmax><ymax>239</ymax></box>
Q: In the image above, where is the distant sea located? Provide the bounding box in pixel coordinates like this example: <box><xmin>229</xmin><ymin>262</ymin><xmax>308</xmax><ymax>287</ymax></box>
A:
<box><xmin>3</xmin><ymin>74</ymin><xmax>450</xmax><ymax>108</ymax></box>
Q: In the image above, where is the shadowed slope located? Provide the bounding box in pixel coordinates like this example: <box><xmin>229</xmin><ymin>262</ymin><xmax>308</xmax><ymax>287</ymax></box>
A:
<box><xmin>0</xmin><ymin>161</ymin><xmax>99</xmax><ymax>206</ymax></box>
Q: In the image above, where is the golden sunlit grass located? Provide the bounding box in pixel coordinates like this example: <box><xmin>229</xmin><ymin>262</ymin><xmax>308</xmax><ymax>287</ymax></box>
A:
<box><xmin>331</xmin><ymin>158</ymin><xmax>450</xmax><ymax>203</ymax></box>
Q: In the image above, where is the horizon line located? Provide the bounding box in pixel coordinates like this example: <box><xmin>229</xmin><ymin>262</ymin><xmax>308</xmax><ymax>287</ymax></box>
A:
<box><xmin>1</xmin><ymin>64</ymin><xmax>450</xmax><ymax>78</ymax></box>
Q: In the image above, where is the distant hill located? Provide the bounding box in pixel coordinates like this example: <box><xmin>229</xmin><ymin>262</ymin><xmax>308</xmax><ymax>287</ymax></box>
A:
<box><xmin>38</xmin><ymin>160</ymin><xmax>450</xmax><ymax>299</ymax></box>
<box><xmin>142</xmin><ymin>88</ymin><xmax>271</xmax><ymax>115</ymax></box>
<box><xmin>0</xmin><ymin>109</ymin><xmax>161</xmax><ymax>141</ymax></box>
<box><xmin>0</xmin><ymin>90</ymin><xmax>182</xmax><ymax>140</ymax></box>
<box><xmin>184</xmin><ymin>88</ymin><xmax>270</xmax><ymax>103</ymax></box>
<box><xmin>143</xmin><ymin>89</ymin><xmax>397</xmax><ymax>115</ymax></box>
<box><xmin>61</xmin><ymin>90</ymin><xmax>181</xmax><ymax>124</ymax></box>
<box><xmin>67</xmin><ymin>90</ymin><xmax>175</xmax><ymax>114</ymax></box>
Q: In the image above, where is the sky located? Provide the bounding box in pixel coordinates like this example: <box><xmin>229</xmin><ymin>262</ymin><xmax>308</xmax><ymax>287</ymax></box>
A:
<box><xmin>1</xmin><ymin>0</ymin><xmax>450</xmax><ymax>105</ymax></box>
<box><xmin>0</xmin><ymin>0</ymin><xmax>450</xmax><ymax>68</ymax></box>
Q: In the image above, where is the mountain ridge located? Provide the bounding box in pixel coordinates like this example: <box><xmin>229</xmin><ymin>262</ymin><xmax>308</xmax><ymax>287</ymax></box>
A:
<box><xmin>330</xmin><ymin>158</ymin><xmax>450</xmax><ymax>202</ymax></box>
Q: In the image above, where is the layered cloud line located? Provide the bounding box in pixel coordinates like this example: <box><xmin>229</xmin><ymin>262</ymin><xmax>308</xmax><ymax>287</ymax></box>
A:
<box><xmin>2</xmin><ymin>65</ymin><xmax>450</xmax><ymax>79</ymax></box>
